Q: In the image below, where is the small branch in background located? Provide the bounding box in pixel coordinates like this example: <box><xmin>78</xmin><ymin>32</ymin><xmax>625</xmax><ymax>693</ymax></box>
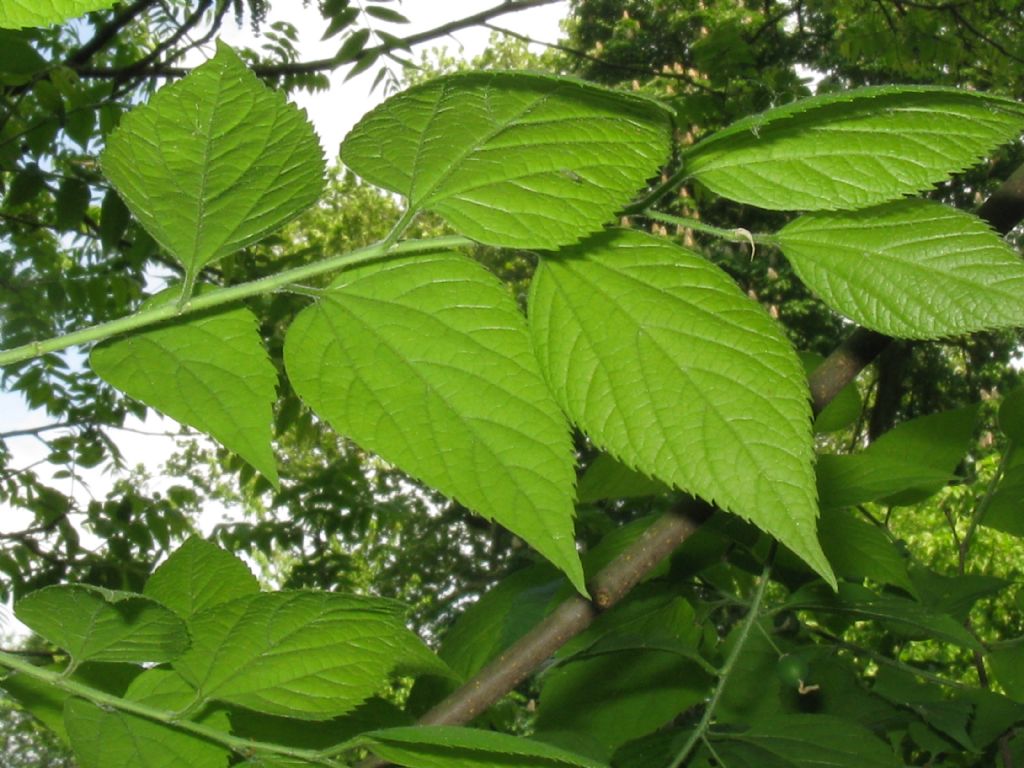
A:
<box><xmin>77</xmin><ymin>0</ymin><xmax>565</xmax><ymax>80</ymax></box>
<box><xmin>65</xmin><ymin>0</ymin><xmax>162</xmax><ymax>68</ymax></box>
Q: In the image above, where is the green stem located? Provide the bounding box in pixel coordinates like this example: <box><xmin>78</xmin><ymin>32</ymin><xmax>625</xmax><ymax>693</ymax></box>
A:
<box><xmin>382</xmin><ymin>208</ymin><xmax>417</xmax><ymax>248</ymax></box>
<box><xmin>668</xmin><ymin>552</ymin><xmax>774</xmax><ymax>768</ymax></box>
<box><xmin>0</xmin><ymin>234</ymin><xmax>474</xmax><ymax>367</ymax></box>
<box><xmin>621</xmin><ymin>164</ymin><xmax>690</xmax><ymax>215</ymax></box>
<box><xmin>961</xmin><ymin>440</ymin><xmax>1017</xmax><ymax>563</ymax></box>
<box><xmin>0</xmin><ymin>650</ymin><xmax>340</xmax><ymax>766</ymax></box>
<box><xmin>644</xmin><ymin>209</ymin><xmax>778</xmax><ymax>247</ymax></box>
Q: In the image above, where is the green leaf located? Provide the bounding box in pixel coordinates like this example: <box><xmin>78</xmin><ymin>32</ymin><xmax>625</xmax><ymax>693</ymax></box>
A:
<box><xmin>99</xmin><ymin>187</ymin><xmax>131</xmax><ymax>251</ymax></box>
<box><xmin>778</xmin><ymin>200</ymin><xmax>1024</xmax><ymax>338</ymax></box>
<box><xmin>90</xmin><ymin>290</ymin><xmax>280</xmax><ymax>485</ymax></box>
<box><xmin>65</xmin><ymin>695</ymin><xmax>230</xmax><ymax>768</ymax></box>
<box><xmin>686</xmin><ymin>85</ymin><xmax>1024</xmax><ymax>210</ymax></box>
<box><xmin>364</xmin><ymin>5</ymin><xmax>408</xmax><ymax>22</ymax></box>
<box><xmin>980</xmin><ymin>464</ymin><xmax>1024</xmax><ymax>537</ymax></box>
<box><xmin>908</xmin><ymin>566</ymin><xmax>1007</xmax><ymax>624</ymax></box>
<box><xmin>357</xmin><ymin>726</ymin><xmax>609</xmax><ymax>768</ymax></box>
<box><xmin>817</xmin><ymin>507</ymin><xmax>913</xmax><ymax>592</ymax></box>
<box><xmin>5</xmin><ymin>163</ymin><xmax>46</xmax><ymax>206</ymax></box>
<box><xmin>576</xmin><ymin>453</ymin><xmax>670</xmax><ymax>503</ymax></box>
<box><xmin>144</xmin><ymin>536</ymin><xmax>260</xmax><ymax>619</ymax></box>
<box><xmin>15</xmin><ymin>584</ymin><xmax>190</xmax><ymax>665</ymax></box>
<box><xmin>711</xmin><ymin>714</ymin><xmax>902</xmax><ymax>768</ymax></box>
<box><xmin>409</xmin><ymin>564</ymin><xmax>562</xmax><ymax>716</ymax></box>
<box><xmin>815</xmin><ymin>455</ymin><xmax>951</xmax><ymax>511</ymax></box>
<box><xmin>989</xmin><ymin>645</ymin><xmax>1024</xmax><ymax>703</ymax></box>
<box><xmin>284</xmin><ymin>252</ymin><xmax>584</xmax><ymax>592</ymax></box>
<box><xmin>341</xmin><ymin>71</ymin><xmax>671</xmax><ymax>249</ymax></box>
<box><xmin>999</xmin><ymin>386</ymin><xmax>1024</xmax><ymax>443</ymax></box>
<box><xmin>715</xmin><ymin>617</ymin><xmax>783</xmax><ymax>724</ymax></box>
<box><xmin>173</xmin><ymin>591</ymin><xmax>444</xmax><ymax>719</ymax></box>
<box><xmin>536</xmin><ymin>596</ymin><xmax>710</xmax><ymax>756</ymax></box>
<box><xmin>0</xmin><ymin>662</ymin><xmax>140</xmax><ymax>744</ymax></box>
<box><xmin>229</xmin><ymin>697</ymin><xmax>412</xmax><ymax>753</ymax></box>
<box><xmin>871</xmin><ymin>668</ymin><xmax>976</xmax><ymax>751</ymax></box>
<box><xmin>0</xmin><ymin>31</ymin><xmax>46</xmax><ymax>84</ymax></box>
<box><xmin>0</xmin><ymin>0</ymin><xmax>116</xmax><ymax>29</ymax></box>
<box><xmin>529</xmin><ymin>229</ymin><xmax>832</xmax><ymax>585</ymax></box>
<box><xmin>101</xmin><ymin>43</ymin><xmax>324</xmax><ymax>282</ymax></box>
<box><xmin>785</xmin><ymin>582</ymin><xmax>982</xmax><ymax>650</ymax></box>
<box><xmin>54</xmin><ymin>177</ymin><xmax>89</xmax><ymax>231</ymax></box>
<box><xmin>817</xmin><ymin>405</ymin><xmax>977</xmax><ymax>509</ymax></box>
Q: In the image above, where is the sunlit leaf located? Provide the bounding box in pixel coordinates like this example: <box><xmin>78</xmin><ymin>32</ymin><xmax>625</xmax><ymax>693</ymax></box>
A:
<box><xmin>687</xmin><ymin>86</ymin><xmax>1024</xmax><ymax>210</ymax></box>
<box><xmin>16</xmin><ymin>585</ymin><xmax>189</xmax><ymax>666</ymax></box>
<box><xmin>342</xmin><ymin>71</ymin><xmax>671</xmax><ymax>248</ymax></box>
<box><xmin>144</xmin><ymin>536</ymin><xmax>259</xmax><ymax>620</ymax></box>
<box><xmin>101</xmin><ymin>43</ymin><xmax>324</xmax><ymax>281</ymax></box>
<box><xmin>0</xmin><ymin>0</ymin><xmax>116</xmax><ymax>28</ymax></box>
<box><xmin>91</xmin><ymin>290</ymin><xmax>280</xmax><ymax>485</ymax></box>
<box><xmin>174</xmin><ymin>591</ymin><xmax>447</xmax><ymax>719</ymax></box>
<box><xmin>529</xmin><ymin>229</ymin><xmax>832</xmax><ymax>585</ymax></box>
<box><xmin>285</xmin><ymin>252</ymin><xmax>584</xmax><ymax>592</ymax></box>
<box><xmin>778</xmin><ymin>200</ymin><xmax>1024</xmax><ymax>338</ymax></box>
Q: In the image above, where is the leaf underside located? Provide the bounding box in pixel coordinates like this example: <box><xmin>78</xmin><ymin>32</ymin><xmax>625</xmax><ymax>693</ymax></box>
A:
<box><xmin>529</xmin><ymin>229</ymin><xmax>833</xmax><ymax>585</ymax></box>
<box><xmin>0</xmin><ymin>0</ymin><xmax>117</xmax><ymax>28</ymax></box>
<box><xmin>687</xmin><ymin>86</ymin><xmax>1024</xmax><ymax>210</ymax></box>
<box><xmin>65</xmin><ymin>698</ymin><xmax>230</xmax><ymax>768</ymax></box>
<box><xmin>173</xmin><ymin>591</ymin><xmax>440</xmax><ymax>720</ymax></box>
<box><xmin>15</xmin><ymin>584</ymin><xmax>189</xmax><ymax>666</ymax></box>
<box><xmin>342</xmin><ymin>70</ymin><xmax>672</xmax><ymax>249</ymax></box>
<box><xmin>90</xmin><ymin>296</ymin><xmax>279</xmax><ymax>484</ymax></box>
<box><xmin>143</xmin><ymin>536</ymin><xmax>260</xmax><ymax>620</ymax></box>
<box><xmin>779</xmin><ymin>199</ymin><xmax>1024</xmax><ymax>338</ymax></box>
<box><xmin>284</xmin><ymin>252</ymin><xmax>585</xmax><ymax>592</ymax></box>
<box><xmin>101</xmin><ymin>42</ymin><xmax>324</xmax><ymax>279</ymax></box>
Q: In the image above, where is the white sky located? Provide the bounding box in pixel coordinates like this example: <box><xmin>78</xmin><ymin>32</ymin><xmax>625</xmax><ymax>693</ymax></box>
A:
<box><xmin>0</xmin><ymin>2</ymin><xmax>568</xmax><ymax>629</ymax></box>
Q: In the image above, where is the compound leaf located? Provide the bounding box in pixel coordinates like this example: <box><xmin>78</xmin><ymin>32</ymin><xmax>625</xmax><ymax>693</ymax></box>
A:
<box><xmin>778</xmin><ymin>200</ymin><xmax>1024</xmax><ymax>338</ymax></box>
<box><xmin>101</xmin><ymin>42</ymin><xmax>324</xmax><ymax>282</ymax></box>
<box><xmin>341</xmin><ymin>71</ymin><xmax>671</xmax><ymax>248</ymax></box>
<box><xmin>90</xmin><ymin>290</ymin><xmax>279</xmax><ymax>485</ymax></box>
<box><xmin>15</xmin><ymin>584</ymin><xmax>189</xmax><ymax>666</ymax></box>
<box><xmin>686</xmin><ymin>85</ymin><xmax>1024</xmax><ymax>210</ymax></box>
<box><xmin>284</xmin><ymin>252</ymin><xmax>584</xmax><ymax>592</ymax></box>
<box><xmin>0</xmin><ymin>0</ymin><xmax>116</xmax><ymax>28</ymax></box>
<box><xmin>173</xmin><ymin>591</ymin><xmax>445</xmax><ymax>719</ymax></box>
<box><xmin>144</xmin><ymin>536</ymin><xmax>259</xmax><ymax>620</ymax></box>
<box><xmin>529</xmin><ymin>229</ymin><xmax>832</xmax><ymax>585</ymax></box>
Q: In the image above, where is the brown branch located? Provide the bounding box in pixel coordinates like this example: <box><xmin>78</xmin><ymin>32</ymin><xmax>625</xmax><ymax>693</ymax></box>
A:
<box><xmin>76</xmin><ymin>0</ymin><xmax>564</xmax><ymax>80</ymax></box>
<box><xmin>399</xmin><ymin>160</ymin><xmax>1024</xmax><ymax>739</ymax></box>
<box><xmin>482</xmin><ymin>22</ymin><xmax>719</xmax><ymax>94</ymax></box>
<box><xmin>65</xmin><ymin>0</ymin><xmax>161</xmax><ymax>68</ymax></box>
